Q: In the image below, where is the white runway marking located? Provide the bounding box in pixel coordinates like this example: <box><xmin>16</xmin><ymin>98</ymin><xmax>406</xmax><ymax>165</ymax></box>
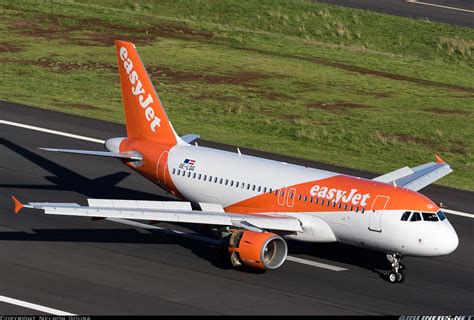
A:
<box><xmin>0</xmin><ymin>295</ymin><xmax>76</xmax><ymax>315</ymax></box>
<box><xmin>286</xmin><ymin>256</ymin><xmax>348</xmax><ymax>271</ymax></box>
<box><xmin>0</xmin><ymin>120</ymin><xmax>105</xmax><ymax>144</ymax></box>
<box><xmin>405</xmin><ymin>0</ymin><xmax>474</xmax><ymax>13</ymax></box>
<box><xmin>443</xmin><ymin>209</ymin><xmax>474</xmax><ymax>218</ymax></box>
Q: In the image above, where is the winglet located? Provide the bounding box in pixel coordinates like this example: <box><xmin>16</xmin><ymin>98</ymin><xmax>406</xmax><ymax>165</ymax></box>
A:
<box><xmin>11</xmin><ymin>196</ymin><xmax>24</xmax><ymax>214</ymax></box>
<box><xmin>435</xmin><ymin>154</ymin><xmax>445</xmax><ymax>164</ymax></box>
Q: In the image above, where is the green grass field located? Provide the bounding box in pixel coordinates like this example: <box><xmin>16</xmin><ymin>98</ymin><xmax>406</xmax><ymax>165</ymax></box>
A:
<box><xmin>0</xmin><ymin>0</ymin><xmax>473</xmax><ymax>190</ymax></box>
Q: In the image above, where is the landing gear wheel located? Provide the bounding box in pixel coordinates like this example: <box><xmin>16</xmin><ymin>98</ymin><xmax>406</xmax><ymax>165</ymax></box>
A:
<box><xmin>389</xmin><ymin>272</ymin><xmax>398</xmax><ymax>283</ymax></box>
<box><xmin>396</xmin><ymin>271</ymin><xmax>405</xmax><ymax>283</ymax></box>
<box><xmin>386</xmin><ymin>253</ymin><xmax>405</xmax><ymax>283</ymax></box>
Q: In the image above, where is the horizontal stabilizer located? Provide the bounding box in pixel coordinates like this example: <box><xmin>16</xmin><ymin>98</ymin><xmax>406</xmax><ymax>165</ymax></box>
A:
<box><xmin>39</xmin><ymin>148</ymin><xmax>143</xmax><ymax>161</ymax></box>
<box><xmin>180</xmin><ymin>134</ymin><xmax>200</xmax><ymax>144</ymax></box>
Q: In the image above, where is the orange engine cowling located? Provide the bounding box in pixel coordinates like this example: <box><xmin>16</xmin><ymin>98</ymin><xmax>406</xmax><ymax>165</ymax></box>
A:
<box><xmin>228</xmin><ymin>230</ymin><xmax>288</xmax><ymax>270</ymax></box>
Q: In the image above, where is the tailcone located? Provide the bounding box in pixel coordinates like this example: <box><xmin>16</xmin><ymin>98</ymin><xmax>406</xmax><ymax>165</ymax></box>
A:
<box><xmin>105</xmin><ymin>137</ymin><xmax>126</xmax><ymax>153</ymax></box>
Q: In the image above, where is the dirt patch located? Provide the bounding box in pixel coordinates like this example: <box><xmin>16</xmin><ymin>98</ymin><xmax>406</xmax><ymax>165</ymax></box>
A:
<box><xmin>241</xmin><ymin>47</ymin><xmax>474</xmax><ymax>94</ymax></box>
<box><xmin>148</xmin><ymin>66</ymin><xmax>271</xmax><ymax>86</ymax></box>
<box><xmin>373</xmin><ymin>131</ymin><xmax>468</xmax><ymax>155</ymax></box>
<box><xmin>423</xmin><ymin>107</ymin><xmax>471</xmax><ymax>115</ymax></box>
<box><xmin>0</xmin><ymin>57</ymin><xmax>115</xmax><ymax>73</ymax></box>
<box><xmin>7</xmin><ymin>10</ymin><xmax>213</xmax><ymax>47</ymax></box>
<box><xmin>306</xmin><ymin>102</ymin><xmax>373</xmax><ymax>111</ymax></box>
<box><xmin>0</xmin><ymin>42</ymin><xmax>23</xmax><ymax>53</ymax></box>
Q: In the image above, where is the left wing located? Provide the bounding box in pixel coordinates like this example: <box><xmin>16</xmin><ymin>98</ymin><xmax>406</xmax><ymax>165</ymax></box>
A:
<box><xmin>373</xmin><ymin>155</ymin><xmax>452</xmax><ymax>191</ymax></box>
<box><xmin>12</xmin><ymin>197</ymin><xmax>302</xmax><ymax>232</ymax></box>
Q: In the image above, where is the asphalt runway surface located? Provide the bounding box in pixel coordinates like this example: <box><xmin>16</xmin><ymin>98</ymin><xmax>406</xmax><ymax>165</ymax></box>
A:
<box><xmin>317</xmin><ymin>0</ymin><xmax>473</xmax><ymax>28</ymax></box>
<box><xmin>0</xmin><ymin>101</ymin><xmax>473</xmax><ymax>315</ymax></box>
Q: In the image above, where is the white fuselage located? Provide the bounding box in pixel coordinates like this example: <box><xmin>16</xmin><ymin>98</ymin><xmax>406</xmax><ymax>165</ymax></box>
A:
<box><xmin>162</xmin><ymin>144</ymin><xmax>458</xmax><ymax>257</ymax></box>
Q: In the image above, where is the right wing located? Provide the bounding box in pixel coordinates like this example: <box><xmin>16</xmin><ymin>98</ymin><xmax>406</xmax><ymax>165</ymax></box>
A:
<box><xmin>12</xmin><ymin>197</ymin><xmax>302</xmax><ymax>233</ymax></box>
<box><xmin>373</xmin><ymin>155</ymin><xmax>452</xmax><ymax>191</ymax></box>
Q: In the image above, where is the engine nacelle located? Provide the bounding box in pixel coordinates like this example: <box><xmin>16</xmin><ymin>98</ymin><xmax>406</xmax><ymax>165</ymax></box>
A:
<box><xmin>228</xmin><ymin>230</ymin><xmax>288</xmax><ymax>270</ymax></box>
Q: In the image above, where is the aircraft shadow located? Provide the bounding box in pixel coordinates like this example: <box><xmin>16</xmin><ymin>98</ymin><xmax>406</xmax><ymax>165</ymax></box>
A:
<box><xmin>0</xmin><ymin>137</ymin><xmax>173</xmax><ymax>201</ymax></box>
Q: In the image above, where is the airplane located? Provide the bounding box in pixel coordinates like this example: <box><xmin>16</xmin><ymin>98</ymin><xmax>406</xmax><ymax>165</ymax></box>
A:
<box><xmin>11</xmin><ymin>40</ymin><xmax>458</xmax><ymax>284</ymax></box>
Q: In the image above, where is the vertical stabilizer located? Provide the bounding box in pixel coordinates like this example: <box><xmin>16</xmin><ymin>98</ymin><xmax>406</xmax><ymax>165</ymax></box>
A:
<box><xmin>115</xmin><ymin>40</ymin><xmax>182</xmax><ymax>145</ymax></box>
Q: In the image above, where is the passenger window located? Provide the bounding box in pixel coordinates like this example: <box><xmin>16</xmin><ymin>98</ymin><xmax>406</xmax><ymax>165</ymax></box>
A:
<box><xmin>327</xmin><ymin>200</ymin><xmax>330</xmax><ymax>206</ymax></box>
<box><xmin>182</xmin><ymin>171</ymin><xmax>186</xmax><ymax>177</ymax></box>
<box><xmin>401</xmin><ymin>211</ymin><xmax>411</xmax><ymax>221</ymax></box>
<box><xmin>310</xmin><ymin>197</ymin><xmax>313</xmax><ymax>203</ymax></box>
<box><xmin>187</xmin><ymin>172</ymin><xmax>191</xmax><ymax>178</ymax></box>
<box><xmin>204</xmin><ymin>174</ymin><xmax>207</xmax><ymax>180</ymax></box>
<box><xmin>344</xmin><ymin>204</ymin><xmax>347</xmax><ymax>210</ymax></box>
<box><xmin>333</xmin><ymin>202</ymin><xmax>337</xmax><ymax>208</ymax></box>
<box><xmin>355</xmin><ymin>206</ymin><xmax>359</xmax><ymax>212</ymax></box>
<box><xmin>361</xmin><ymin>208</ymin><xmax>365</xmax><ymax>213</ymax></box>
<box><xmin>177</xmin><ymin>169</ymin><xmax>181</xmax><ymax>175</ymax></box>
<box><xmin>289</xmin><ymin>193</ymin><xmax>293</xmax><ymax>199</ymax></box>
<box><xmin>225</xmin><ymin>179</ymin><xmax>228</xmax><ymax>185</ymax></box>
<box><xmin>350</xmin><ymin>205</ymin><xmax>353</xmax><ymax>211</ymax></box>
<box><xmin>230</xmin><ymin>180</ymin><xmax>234</xmax><ymax>186</ymax></box>
<box><xmin>422</xmin><ymin>212</ymin><xmax>439</xmax><ymax>222</ymax></box>
<box><xmin>198</xmin><ymin>174</ymin><xmax>202</xmax><ymax>180</ymax></box>
<box><xmin>315</xmin><ymin>198</ymin><xmax>318</xmax><ymax>204</ymax></box>
<box><xmin>235</xmin><ymin>181</ymin><xmax>239</xmax><ymax>187</ymax></box>
<box><xmin>192</xmin><ymin>173</ymin><xmax>196</xmax><ymax>179</ymax></box>
<box><xmin>298</xmin><ymin>195</ymin><xmax>301</xmax><ymax>201</ymax></box>
<box><xmin>304</xmin><ymin>196</ymin><xmax>307</xmax><ymax>202</ymax></box>
<box><xmin>172</xmin><ymin>169</ymin><xmax>176</xmax><ymax>174</ymax></box>
<box><xmin>257</xmin><ymin>186</ymin><xmax>261</xmax><ymax>192</ymax></box>
<box><xmin>338</xmin><ymin>203</ymin><xmax>341</xmax><ymax>209</ymax></box>
<box><xmin>410</xmin><ymin>212</ymin><xmax>422</xmax><ymax>222</ymax></box>
<box><xmin>219</xmin><ymin>178</ymin><xmax>223</xmax><ymax>184</ymax></box>
<box><xmin>269</xmin><ymin>188</ymin><xmax>273</xmax><ymax>193</ymax></box>
<box><xmin>263</xmin><ymin>187</ymin><xmax>267</xmax><ymax>193</ymax></box>
<box><xmin>274</xmin><ymin>190</ymin><xmax>278</xmax><ymax>196</ymax></box>
<box><xmin>321</xmin><ymin>199</ymin><xmax>324</xmax><ymax>205</ymax></box>
<box><xmin>247</xmin><ymin>184</ymin><xmax>251</xmax><ymax>190</ymax></box>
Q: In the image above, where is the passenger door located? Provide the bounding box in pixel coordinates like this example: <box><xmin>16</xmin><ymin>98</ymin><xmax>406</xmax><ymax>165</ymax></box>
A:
<box><xmin>369</xmin><ymin>195</ymin><xmax>390</xmax><ymax>232</ymax></box>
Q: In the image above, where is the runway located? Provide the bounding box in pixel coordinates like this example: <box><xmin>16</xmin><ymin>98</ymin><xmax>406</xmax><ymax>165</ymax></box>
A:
<box><xmin>0</xmin><ymin>101</ymin><xmax>473</xmax><ymax>315</ymax></box>
<box><xmin>317</xmin><ymin>0</ymin><xmax>473</xmax><ymax>28</ymax></box>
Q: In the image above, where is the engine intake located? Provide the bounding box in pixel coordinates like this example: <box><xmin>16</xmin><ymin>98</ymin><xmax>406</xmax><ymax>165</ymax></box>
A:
<box><xmin>228</xmin><ymin>230</ymin><xmax>288</xmax><ymax>270</ymax></box>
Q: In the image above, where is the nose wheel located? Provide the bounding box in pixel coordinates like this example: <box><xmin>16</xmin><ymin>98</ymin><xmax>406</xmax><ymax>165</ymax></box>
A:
<box><xmin>387</xmin><ymin>253</ymin><xmax>405</xmax><ymax>284</ymax></box>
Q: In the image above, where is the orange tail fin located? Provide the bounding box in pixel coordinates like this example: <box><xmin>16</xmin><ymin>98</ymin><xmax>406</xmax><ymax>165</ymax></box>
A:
<box><xmin>115</xmin><ymin>40</ymin><xmax>181</xmax><ymax>145</ymax></box>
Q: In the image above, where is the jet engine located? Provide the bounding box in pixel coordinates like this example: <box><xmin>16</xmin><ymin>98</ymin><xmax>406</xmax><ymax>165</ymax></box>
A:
<box><xmin>228</xmin><ymin>230</ymin><xmax>288</xmax><ymax>270</ymax></box>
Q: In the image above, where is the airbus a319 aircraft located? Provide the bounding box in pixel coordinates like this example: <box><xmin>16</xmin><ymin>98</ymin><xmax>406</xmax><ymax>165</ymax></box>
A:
<box><xmin>12</xmin><ymin>40</ymin><xmax>458</xmax><ymax>283</ymax></box>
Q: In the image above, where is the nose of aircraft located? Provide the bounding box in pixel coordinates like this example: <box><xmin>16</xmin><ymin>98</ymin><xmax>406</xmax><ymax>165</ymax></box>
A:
<box><xmin>438</xmin><ymin>223</ymin><xmax>459</xmax><ymax>255</ymax></box>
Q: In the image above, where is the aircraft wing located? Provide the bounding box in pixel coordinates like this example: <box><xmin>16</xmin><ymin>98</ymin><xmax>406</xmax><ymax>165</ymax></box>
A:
<box><xmin>373</xmin><ymin>155</ymin><xmax>452</xmax><ymax>191</ymax></box>
<box><xmin>12</xmin><ymin>197</ymin><xmax>302</xmax><ymax>232</ymax></box>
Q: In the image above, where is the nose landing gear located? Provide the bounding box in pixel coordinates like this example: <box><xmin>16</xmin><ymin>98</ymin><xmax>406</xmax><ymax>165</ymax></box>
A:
<box><xmin>387</xmin><ymin>253</ymin><xmax>405</xmax><ymax>284</ymax></box>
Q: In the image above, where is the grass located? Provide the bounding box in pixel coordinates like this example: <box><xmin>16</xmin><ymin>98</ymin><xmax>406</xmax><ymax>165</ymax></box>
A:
<box><xmin>0</xmin><ymin>0</ymin><xmax>473</xmax><ymax>190</ymax></box>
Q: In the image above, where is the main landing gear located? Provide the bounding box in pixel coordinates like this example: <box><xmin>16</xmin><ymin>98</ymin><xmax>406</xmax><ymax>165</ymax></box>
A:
<box><xmin>387</xmin><ymin>253</ymin><xmax>405</xmax><ymax>284</ymax></box>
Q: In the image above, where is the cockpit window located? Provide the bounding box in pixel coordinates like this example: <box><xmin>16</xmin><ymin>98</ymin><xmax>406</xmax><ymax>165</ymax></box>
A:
<box><xmin>422</xmin><ymin>212</ymin><xmax>439</xmax><ymax>221</ymax></box>
<box><xmin>410</xmin><ymin>212</ymin><xmax>421</xmax><ymax>222</ymax></box>
<box><xmin>421</xmin><ymin>212</ymin><xmax>439</xmax><ymax>221</ymax></box>
<box><xmin>437</xmin><ymin>210</ymin><xmax>447</xmax><ymax>221</ymax></box>
<box><xmin>401</xmin><ymin>211</ymin><xmax>411</xmax><ymax>221</ymax></box>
